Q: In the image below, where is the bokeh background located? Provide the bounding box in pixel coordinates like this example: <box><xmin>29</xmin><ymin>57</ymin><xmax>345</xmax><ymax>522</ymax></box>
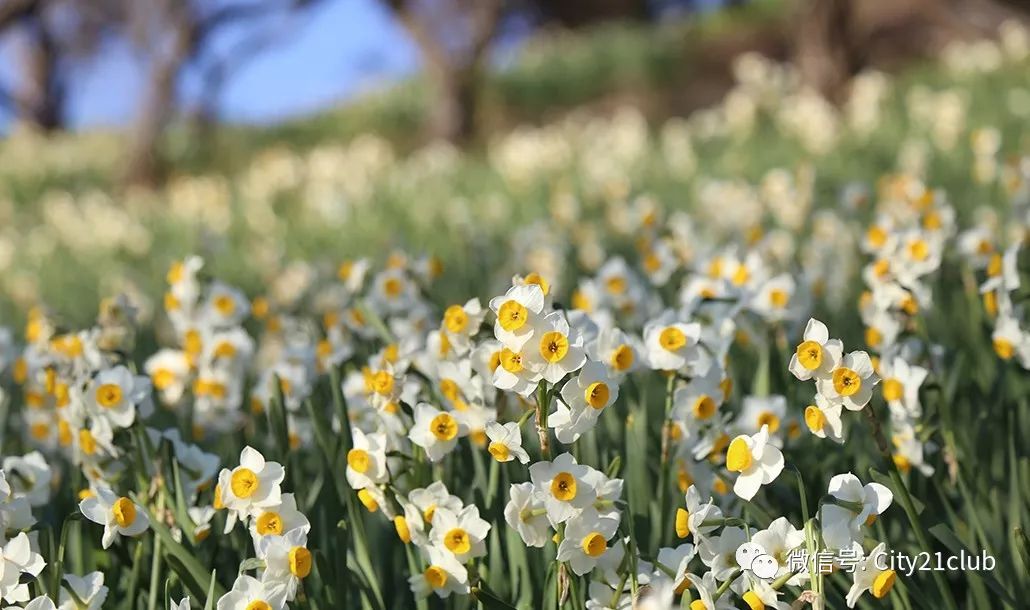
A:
<box><xmin>0</xmin><ymin>0</ymin><xmax>1028</xmax><ymax>326</ymax></box>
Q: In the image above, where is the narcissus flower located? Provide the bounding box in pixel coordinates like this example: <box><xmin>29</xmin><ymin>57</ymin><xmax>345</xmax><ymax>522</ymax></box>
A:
<box><xmin>816</xmin><ymin>351</ymin><xmax>878</xmax><ymax>411</ymax></box>
<box><xmin>86</xmin><ymin>366</ymin><xmax>152</xmax><ymax>428</ymax></box>
<box><xmin>489</xmin><ymin>284</ymin><xmax>546</xmax><ymax>351</ymax></box>
<box><xmin>846</xmin><ymin>543</ymin><xmax>897</xmax><ymax>607</ymax></box>
<box><xmin>643</xmin><ymin>312</ymin><xmax>701</xmax><ymax>371</ymax></box>
<box><xmin>675</xmin><ymin>485</ymin><xmax>723</xmax><ymax>541</ymax></box>
<box><xmin>78</xmin><ymin>487</ymin><xmax>151</xmax><ymax>549</ymax></box>
<box><xmin>820</xmin><ymin>473</ymin><xmax>893</xmax><ymax>550</ymax></box>
<box><xmin>255</xmin><ymin>527</ymin><xmax>312</xmax><ymax>601</ymax></box>
<box><xmin>557</xmin><ymin>507</ymin><xmax>619</xmax><ymax>575</ymax></box>
<box><xmin>724</xmin><ymin>425</ymin><xmax>784</xmax><ymax>501</ymax></box>
<box><xmin>788</xmin><ymin>318</ymin><xmax>842</xmax><ymax>381</ymax></box>
<box><xmin>428</xmin><ymin>505</ymin><xmax>491</xmax><ymax>563</ymax></box>
<box><xmin>485</xmin><ymin>422</ymin><xmax>530</xmax><ymax>464</ymax></box>
<box><xmin>345</xmin><ymin>428</ymin><xmax>389</xmax><ymax>490</ymax></box>
<box><xmin>58</xmin><ymin>572</ymin><xmax>108</xmax><ymax>610</ymax></box>
<box><xmin>552</xmin><ymin>360</ymin><xmax>619</xmax><ymax>443</ymax></box>
<box><xmin>216</xmin><ymin>574</ymin><xmax>287</xmax><ymax>610</ymax></box>
<box><xmin>503</xmin><ymin>482</ymin><xmax>551</xmax><ymax>548</ymax></box>
<box><xmin>525</xmin><ymin>311</ymin><xmax>586</xmax><ymax>383</ymax></box>
<box><xmin>0</xmin><ymin>532</ymin><xmax>46</xmax><ymax>603</ymax></box>
<box><xmin>803</xmin><ymin>394</ymin><xmax>845</xmax><ymax>443</ymax></box>
<box><xmin>409</xmin><ymin>546</ymin><xmax>469</xmax><ymax>599</ymax></box>
<box><xmin>408</xmin><ymin>403</ymin><xmax>467</xmax><ymax>462</ymax></box>
<box><xmin>529</xmin><ymin>452</ymin><xmax>598</xmax><ymax>526</ymax></box>
<box><xmin>217</xmin><ymin>446</ymin><xmax>286</xmax><ymax>533</ymax></box>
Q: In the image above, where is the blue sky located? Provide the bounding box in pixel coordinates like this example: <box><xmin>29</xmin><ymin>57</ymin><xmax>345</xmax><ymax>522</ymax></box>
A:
<box><xmin>0</xmin><ymin>0</ymin><xmax>420</xmax><ymax>129</ymax></box>
<box><xmin>0</xmin><ymin>0</ymin><xmax>725</xmax><ymax>130</ymax></box>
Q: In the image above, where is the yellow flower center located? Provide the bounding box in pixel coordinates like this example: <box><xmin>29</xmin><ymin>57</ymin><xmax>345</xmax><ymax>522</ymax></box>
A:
<box><xmin>539</xmin><ymin>331</ymin><xmax>570</xmax><ymax>363</ymax></box>
<box><xmin>804</xmin><ymin>406</ymin><xmax>826</xmax><ymax>433</ymax></box>
<box><xmin>550</xmin><ymin>472</ymin><xmax>577</xmax><ymax>502</ymax></box>
<box><xmin>246</xmin><ymin>601</ymin><xmax>271</xmax><ymax>610</ymax></box>
<box><xmin>610</xmin><ymin>344</ymin><xmax>634</xmax><ymax>371</ymax></box>
<box><xmin>581</xmin><ymin>532</ymin><xmax>607</xmax><ymax>558</ymax></box>
<box><xmin>214</xmin><ymin>294</ymin><xmax>236</xmax><ymax>316</ymax></box>
<box><xmin>732</xmin><ymin>265</ymin><xmax>750</xmax><ymax>286</ymax></box>
<box><xmin>987</xmin><ymin>253</ymin><xmax>1002</xmax><ymax>277</ymax></box>
<box><xmin>882</xmin><ymin>378</ymin><xmax>904</xmax><ymax>402</ymax></box>
<box><xmin>872</xmin><ymin>569</ymin><xmax>897</xmax><ymax>599</ymax></box>
<box><xmin>659</xmin><ymin>326</ymin><xmax>687</xmax><ymax>351</ymax></box>
<box><xmin>726</xmin><ymin>437</ymin><xmax>753</xmax><ymax>472</ymax></box>
<box><xmin>230</xmin><ymin>468</ymin><xmax>259</xmax><ymax>498</ymax></box>
<box><xmin>439</xmin><ymin>379</ymin><xmax>460</xmax><ymax>402</ymax></box>
<box><xmin>769</xmin><ymin>289</ymin><xmax>789</xmax><ymax>309</ymax></box>
<box><xmin>742</xmin><ymin>591</ymin><xmax>766</xmax><ymax>610</ymax></box>
<box><xmin>675</xmin><ymin>508</ymin><xmax>690</xmax><ymax>538</ymax></box>
<box><xmin>907</xmin><ymin>239</ymin><xmax>929</xmax><ymax>261</ymax></box>
<box><xmin>499</xmin><ymin>347</ymin><xmax>524</xmax><ymax>373</ymax></box>
<box><xmin>832</xmin><ymin>367</ymin><xmax>862</xmax><ymax>397</ymax></box>
<box><xmin>605</xmin><ymin>276</ymin><xmax>627</xmax><ymax>295</ymax></box>
<box><xmin>524</xmin><ymin>272</ymin><xmax>550</xmax><ymax>296</ymax></box>
<box><xmin>584</xmin><ymin>382</ymin><xmax>610</xmax><ymax>409</ymax></box>
<box><xmin>384</xmin><ymin>278</ymin><xmax>404</xmax><ymax>298</ymax></box>
<box><xmin>488</xmin><ymin>441</ymin><xmax>510</xmax><ymax>462</ymax></box>
<box><xmin>112</xmin><ymin>497</ymin><xmax>136</xmax><ymax>528</ymax></box>
<box><xmin>255</xmin><ymin>511</ymin><xmax>283</xmax><ymax>536</ymax></box>
<box><xmin>693</xmin><ymin>395</ymin><xmax>716</xmax><ymax>420</ymax></box>
<box><xmin>152</xmin><ymin>369</ymin><xmax>176</xmax><ymax>391</ymax></box>
<box><xmin>357</xmin><ymin>489</ymin><xmax>379</xmax><ymax>512</ymax></box>
<box><xmin>95</xmin><ymin>383</ymin><xmax>123</xmax><ymax>408</ymax></box>
<box><xmin>444</xmin><ymin>528</ymin><xmax>471</xmax><ymax>554</ymax></box>
<box><xmin>994</xmin><ymin>338</ymin><xmax>1014</xmax><ymax>360</ymax></box>
<box><xmin>757</xmin><ymin>411</ymin><xmax>781</xmax><ymax>433</ymax></box>
<box><xmin>497</xmin><ymin>300</ymin><xmax>528</xmax><ymax>332</ymax></box>
<box><xmin>79</xmin><ymin>429</ymin><xmax>97</xmax><ymax>455</ymax></box>
<box><xmin>796</xmin><ymin>340</ymin><xmax>822</xmax><ymax>370</ymax></box>
<box><xmin>424</xmin><ymin>566</ymin><xmax>448</xmax><ymax>589</ymax></box>
<box><xmin>289</xmin><ymin>546</ymin><xmax>312</xmax><ymax>578</ymax></box>
<box><xmin>347</xmin><ymin>449</ymin><xmax>371</xmax><ymax>474</ymax></box>
<box><xmin>430</xmin><ymin>413</ymin><xmax>458</xmax><ymax>441</ymax></box>
<box><xmin>443</xmin><ymin>305</ymin><xmax>468</xmax><ymax>334</ymax></box>
<box><xmin>866</xmin><ymin>225</ymin><xmax>887</xmax><ymax>248</ymax></box>
<box><xmin>371</xmin><ymin>371</ymin><xmax>394</xmax><ymax>396</ymax></box>
<box><xmin>394</xmin><ymin>516</ymin><xmax>411</xmax><ymax>543</ymax></box>
<box><xmin>423</xmin><ymin>504</ymin><xmax>436</xmax><ymax>523</ymax></box>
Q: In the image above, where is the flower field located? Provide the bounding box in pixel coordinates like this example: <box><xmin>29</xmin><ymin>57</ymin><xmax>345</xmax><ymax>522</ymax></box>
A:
<box><xmin>0</xmin><ymin>22</ymin><xmax>1029</xmax><ymax>610</ymax></box>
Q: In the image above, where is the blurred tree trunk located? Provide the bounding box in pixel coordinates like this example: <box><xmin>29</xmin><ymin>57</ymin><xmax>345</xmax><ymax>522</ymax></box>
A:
<box><xmin>17</xmin><ymin>17</ymin><xmax>63</xmax><ymax>130</ymax></box>
<box><xmin>794</xmin><ymin>0</ymin><xmax>1029</xmax><ymax>101</ymax></box>
<box><xmin>123</xmin><ymin>8</ymin><xmax>194</xmax><ymax>186</ymax></box>
<box><xmin>383</xmin><ymin>0</ymin><xmax>502</xmax><ymax>143</ymax></box>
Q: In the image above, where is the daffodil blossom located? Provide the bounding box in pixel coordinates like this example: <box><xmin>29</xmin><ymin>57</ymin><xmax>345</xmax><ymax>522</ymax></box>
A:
<box><xmin>725</xmin><ymin>425</ymin><xmax>784</xmax><ymax>501</ymax></box>
<box><xmin>503</xmin><ymin>482</ymin><xmax>551</xmax><ymax>548</ymax></box>
<box><xmin>216</xmin><ymin>446</ymin><xmax>285</xmax><ymax>533</ymax></box>
<box><xmin>345</xmin><ymin>428</ymin><xmax>389</xmax><ymax>490</ymax></box>
<box><xmin>529</xmin><ymin>452</ymin><xmax>598</xmax><ymax>526</ymax></box>
<box><xmin>820</xmin><ymin>473</ymin><xmax>893</xmax><ymax>550</ymax></box>
<box><xmin>78</xmin><ymin>487</ymin><xmax>150</xmax><ymax>549</ymax></box>
<box><xmin>557</xmin><ymin>507</ymin><xmax>619</xmax><ymax>575</ymax></box>
<box><xmin>428</xmin><ymin>504</ymin><xmax>491</xmax><ymax>563</ymax></box>
<box><xmin>816</xmin><ymin>350</ymin><xmax>879</xmax><ymax>411</ymax></box>
<box><xmin>846</xmin><ymin>543</ymin><xmax>898</xmax><ymax>607</ymax></box>
<box><xmin>216</xmin><ymin>574</ymin><xmax>287</xmax><ymax>610</ymax></box>
<box><xmin>408</xmin><ymin>403</ymin><xmax>467</xmax><ymax>462</ymax></box>
<box><xmin>552</xmin><ymin>360</ymin><xmax>619</xmax><ymax>443</ymax></box>
<box><xmin>485</xmin><ymin>422</ymin><xmax>530</xmax><ymax>464</ymax></box>
<box><xmin>788</xmin><ymin>318</ymin><xmax>842</xmax><ymax>381</ymax></box>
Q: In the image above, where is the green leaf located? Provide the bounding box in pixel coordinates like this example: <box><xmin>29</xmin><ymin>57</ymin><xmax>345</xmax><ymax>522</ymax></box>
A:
<box><xmin>929</xmin><ymin>523</ymin><xmax>1017</xmax><ymax>608</ymax></box>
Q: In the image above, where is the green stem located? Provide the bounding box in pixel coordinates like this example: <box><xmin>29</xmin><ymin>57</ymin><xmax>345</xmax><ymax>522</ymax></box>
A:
<box><xmin>536</xmin><ymin>382</ymin><xmax>552</xmax><ymax>459</ymax></box>
<box><xmin>657</xmin><ymin>373</ymin><xmax>677</xmax><ymax>545</ymax></box>
<box><xmin>863</xmin><ymin>406</ymin><xmax>958</xmax><ymax>610</ymax></box>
